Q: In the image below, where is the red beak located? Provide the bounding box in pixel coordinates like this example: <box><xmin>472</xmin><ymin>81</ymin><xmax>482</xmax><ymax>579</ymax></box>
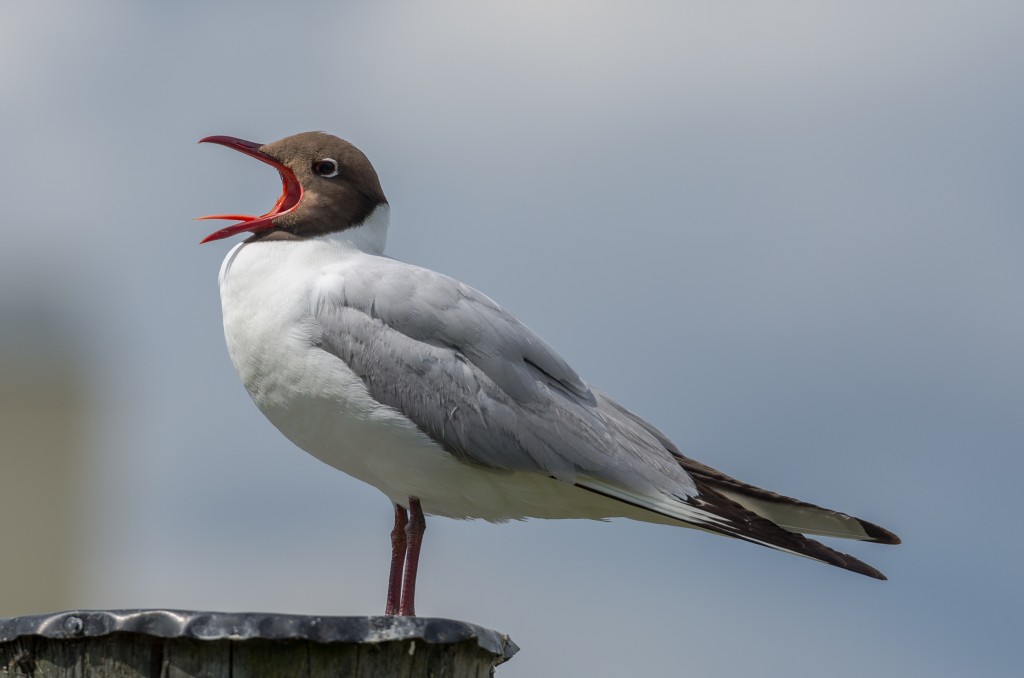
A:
<box><xmin>197</xmin><ymin>135</ymin><xmax>303</xmax><ymax>244</ymax></box>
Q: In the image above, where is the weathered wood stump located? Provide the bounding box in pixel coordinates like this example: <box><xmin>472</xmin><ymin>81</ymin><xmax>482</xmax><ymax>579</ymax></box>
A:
<box><xmin>0</xmin><ymin>610</ymin><xmax>518</xmax><ymax>677</ymax></box>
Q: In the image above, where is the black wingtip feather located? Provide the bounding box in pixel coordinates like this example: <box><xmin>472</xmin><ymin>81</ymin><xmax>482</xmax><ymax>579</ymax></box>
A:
<box><xmin>688</xmin><ymin>484</ymin><xmax>890</xmax><ymax>580</ymax></box>
<box><xmin>858</xmin><ymin>518</ymin><xmax>902</xmax><ymax>545</ymax></box>
<box><xmin>677</xmin><ymin>456</ymin><xmax>901</xmax><ymax>546</ymax></box>
<box><xmin>578</xmin><ymin>482</ymin><xmax>890</xmax><ymax>580</ymax></box>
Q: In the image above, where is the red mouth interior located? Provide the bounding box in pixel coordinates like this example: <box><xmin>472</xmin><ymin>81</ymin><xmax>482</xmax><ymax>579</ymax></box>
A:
<box><xmin>197</xmin><ymin>136</ymin><xmax>303</xmax><ymax>244</ymax></box>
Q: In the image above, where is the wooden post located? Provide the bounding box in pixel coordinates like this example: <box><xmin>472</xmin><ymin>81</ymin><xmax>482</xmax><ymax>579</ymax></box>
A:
<box><xmin>0</xmin><ymin>610</ymin><xmax>518</xmax><ymax>677</ymax></box>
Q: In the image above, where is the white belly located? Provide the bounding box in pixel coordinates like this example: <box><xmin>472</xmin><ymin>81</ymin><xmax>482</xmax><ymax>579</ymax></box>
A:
<box><xmin>217</xmin><ymin>239</ymin><xmax>657</xmax><ymax>522</ymax></box>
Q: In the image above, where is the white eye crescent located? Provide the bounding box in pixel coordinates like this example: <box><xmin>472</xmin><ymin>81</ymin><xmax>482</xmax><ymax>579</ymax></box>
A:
<box><xmin>313</xmin><ymin>158</ymin><xmax>339</xmax><ymax>178</ymax></box>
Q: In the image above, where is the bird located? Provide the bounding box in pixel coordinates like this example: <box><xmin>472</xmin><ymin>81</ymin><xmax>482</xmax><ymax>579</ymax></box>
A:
<box><xmin>198</xmin><ymin>131</ymin><xmax>900</xmax><ymax>616</ymax></box>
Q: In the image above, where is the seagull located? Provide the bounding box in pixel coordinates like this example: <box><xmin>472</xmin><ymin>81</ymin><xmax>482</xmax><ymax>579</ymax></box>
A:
<box><xmin>198</xmin><ymin>131</ymin><xmax>900</xmax><ymax>616</ymax></box>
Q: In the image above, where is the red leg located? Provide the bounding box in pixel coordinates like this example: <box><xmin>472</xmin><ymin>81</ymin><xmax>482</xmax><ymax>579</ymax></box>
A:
<box><xmin>384</xmin><ymin>504</ymin><xmax>408</xmax><ymax>616</ymax></box>
<box><xmin>398</xmin><ymin>497</ymin><xmax>426</xmax><ymax>616</ymax></box>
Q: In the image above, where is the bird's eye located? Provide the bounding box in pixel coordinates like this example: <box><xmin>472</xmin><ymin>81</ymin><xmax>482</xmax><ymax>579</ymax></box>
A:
<box><xmin>313</xmin><ymin>158</ymin><xmax>339</xmax><ymax>178</ymax></box>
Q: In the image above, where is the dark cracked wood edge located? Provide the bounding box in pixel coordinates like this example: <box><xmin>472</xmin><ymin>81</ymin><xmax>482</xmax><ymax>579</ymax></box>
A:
<box><xmin>0</xmin><ymin>610</ymin><xmax>518</xmax><ymax>662</ymax></box>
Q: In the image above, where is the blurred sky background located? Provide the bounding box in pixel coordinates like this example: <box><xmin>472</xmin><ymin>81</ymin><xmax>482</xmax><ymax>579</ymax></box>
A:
<box><xmin>1</xmin><ymin>1</ymin><xmax>1022</xmax><ymax>676</ymax></box>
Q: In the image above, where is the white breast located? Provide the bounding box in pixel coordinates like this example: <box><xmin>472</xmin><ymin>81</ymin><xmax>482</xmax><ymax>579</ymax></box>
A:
<box><xmin>217</xmin><ymin>234</ymin><xmax>659</xmax><ymax>523</ymax></box>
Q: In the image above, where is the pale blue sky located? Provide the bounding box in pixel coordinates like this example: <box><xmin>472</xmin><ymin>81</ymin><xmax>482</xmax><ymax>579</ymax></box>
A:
<box><xmin>2</xmin><ymin>2</ymin><xmax>1022</xmax><ymax>675</ymax></box>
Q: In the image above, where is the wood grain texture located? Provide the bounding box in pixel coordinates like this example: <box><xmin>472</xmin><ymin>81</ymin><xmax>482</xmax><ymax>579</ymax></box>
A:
<box><xmin>1</xmin><ymin>634</ymin><xmax>508</xmax><ymax>677</ymax></box>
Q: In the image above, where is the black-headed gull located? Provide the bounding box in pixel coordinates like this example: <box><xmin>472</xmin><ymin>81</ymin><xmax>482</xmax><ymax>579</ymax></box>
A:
<box><xmin>198</xmin><ymin>131</ymin><xmax>899</xmax><ymax>616</ymax></box>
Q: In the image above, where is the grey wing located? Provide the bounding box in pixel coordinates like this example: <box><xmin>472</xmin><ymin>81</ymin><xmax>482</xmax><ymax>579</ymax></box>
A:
<box><xmin>308</xmin><ymin>260</ymin><xmax>898</xmax><ymax>579</ymax></box>
<box><xmin>310</xmin><ymin>259</ymin><xmax>697</xmax><ymax>499</ymax></box>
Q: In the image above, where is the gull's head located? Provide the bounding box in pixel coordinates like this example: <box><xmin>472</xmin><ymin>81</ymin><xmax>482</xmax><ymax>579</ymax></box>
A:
<box><xmin>197</xmin><ymin>131</ymin><xmax>387</xmax><ymax>244</ymax></box>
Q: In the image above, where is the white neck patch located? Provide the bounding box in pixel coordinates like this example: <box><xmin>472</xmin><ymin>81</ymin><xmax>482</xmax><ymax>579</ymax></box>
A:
<box><xmin>322</xmin><ymin>203</ymin><xmax>390</xmax><ymax>255</ymax></box>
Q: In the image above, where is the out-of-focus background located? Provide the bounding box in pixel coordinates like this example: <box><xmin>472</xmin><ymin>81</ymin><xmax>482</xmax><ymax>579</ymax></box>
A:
<box><xmin>2</xmin><ymin>1</ymin><xmax>1021</xmax><ymax>676</ymax></box>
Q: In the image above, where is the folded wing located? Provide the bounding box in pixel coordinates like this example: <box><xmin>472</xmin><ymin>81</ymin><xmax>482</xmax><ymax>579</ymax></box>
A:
<box><xmin>310</xmin><ymin>257</ymin><xmax>898</xmax><ymax>578</ymax></box>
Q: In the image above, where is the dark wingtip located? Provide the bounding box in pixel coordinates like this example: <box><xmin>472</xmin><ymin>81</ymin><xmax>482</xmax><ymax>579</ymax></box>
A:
<box><xmin>684</xmin><ymin>482</ymin><xmax>893</xmax><ymax>581</ymax></box>
<box><xmin>838</xmin><ymin>553</ymin><xmax>888</xmax><ymax>580</ymax></box>
<box><xmin>795</xmin><ymin>534</ymin><xmax>889</xmax><ymax>580</ymax></box>
<box><xmin>859</xmin><ymin>519</ymin><xmax>902</xmax><ymax>545</ymax></box>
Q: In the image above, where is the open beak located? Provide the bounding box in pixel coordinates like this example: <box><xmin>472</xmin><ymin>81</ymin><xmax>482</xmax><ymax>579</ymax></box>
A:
<box><xmin>197</xmin><ymin>136</ymin><xmax>303</xmax><ymax>244</ymax></box>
